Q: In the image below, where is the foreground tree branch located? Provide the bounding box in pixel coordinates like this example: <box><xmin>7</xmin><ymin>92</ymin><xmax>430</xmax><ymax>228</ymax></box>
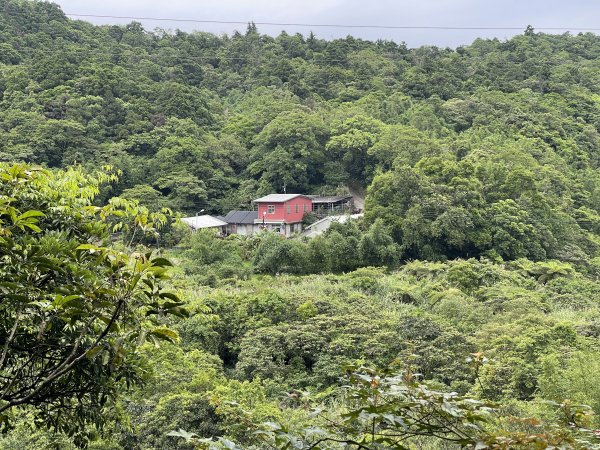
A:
<box><xmin>0</xmin><ymin>163</ymin><xmax>185</xmax><ymax>437</ymax></box>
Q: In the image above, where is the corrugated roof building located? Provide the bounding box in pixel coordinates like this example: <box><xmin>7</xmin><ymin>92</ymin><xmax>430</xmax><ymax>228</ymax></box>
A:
<box><xmin>222</xmin><ymin>210</ymin><xmax>260</xmax><ymax>236</ymax></box>
<box><xmin>253</xmin><ymin>194</ymin><xmax>307</xmax><ymax>203</ymax></box>
<box><xmin>180</xmin><ymin>215</ymin><xmax>228</xmax><ymax>233</ymax></box>
<box><xmin>309</xmin><ymin>195</ymin><xmax>354</xmax><ymax>215</ymax></box>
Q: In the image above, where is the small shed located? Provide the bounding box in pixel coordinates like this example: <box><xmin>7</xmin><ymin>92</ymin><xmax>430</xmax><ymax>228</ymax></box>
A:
<box><xmin>180</xmin><ymin>215</ymin><xmax>228</xmax><ymax>234</ymax></box>
<box><xmin>222</xmin><ymin>210</ymin><xmax>259</xmax><ymax>236</ymax></box>
<box><xmin>309</xmin><ymin>195</ymin><xmax>354</xmax><ymax>215</ymax></box>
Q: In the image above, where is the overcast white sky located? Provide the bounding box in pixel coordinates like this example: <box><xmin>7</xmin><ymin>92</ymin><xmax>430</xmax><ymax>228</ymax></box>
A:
<box><xmin>52</xmin><ymin>0</ymin><xmax>600</xmax><ymax>48</ymax></box>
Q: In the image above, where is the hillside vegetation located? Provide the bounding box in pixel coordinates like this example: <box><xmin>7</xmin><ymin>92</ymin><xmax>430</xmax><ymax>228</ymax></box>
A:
<box><xmin>1</xmin><ymin>0</ymin><xmax>600</xmax><ymax>263</ymax></box>
<box><xmin>1</xmin><ymin>0</ymin><xmax>600</xmax><ymax>448</ymax></box>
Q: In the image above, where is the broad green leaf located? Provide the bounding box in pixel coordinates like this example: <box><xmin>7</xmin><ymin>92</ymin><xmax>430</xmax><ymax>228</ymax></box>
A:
<box><xmin>149</xmin><ymin>327</ymin><xmax>179</xmax><ymax>342</ymax></box>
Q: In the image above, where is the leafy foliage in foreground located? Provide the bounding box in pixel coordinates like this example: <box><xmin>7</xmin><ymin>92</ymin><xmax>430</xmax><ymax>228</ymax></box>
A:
<box><xmin>173</xmin><ymin>366</ymin><xmax>599</xmax><ymax>449</ymax></box>
<box><xmin>0</xmin><ymin>163</ymin><xmax>184</xmax><ymax>440</ymax></box>
<box><xmin>3</xmin><ymin>246</ymin><xmax>600</xmax><ymax>448</ymax></box>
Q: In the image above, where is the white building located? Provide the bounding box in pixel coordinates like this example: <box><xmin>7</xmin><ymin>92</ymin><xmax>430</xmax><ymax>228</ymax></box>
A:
<box><xmin>301</xmin><ymin>214</ymin><xmax>363</xmax><ymax>238</ymax></box>
<box><xmin>180</xmin><ymin>215</ymin><xmax>228</xmax><ymax>234</ymax></box>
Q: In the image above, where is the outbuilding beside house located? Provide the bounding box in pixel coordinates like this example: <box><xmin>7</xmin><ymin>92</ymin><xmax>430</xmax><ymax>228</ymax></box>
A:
<box><xmin>221</xmin><ymin>210</ymin><xmax>260</xmax><ymax>236</ymax></box>
<box><xmin>308</xmin><ymin>195</ymin><xmax>354</xmax><ymax>216</ymax></box>
<box><xmin>180</xmin><ymin>215</ymin><xmax>228</xmax><ymax>234</ymax></box>
<box><xmin>301</xmin><ymin>213</ymin><xmax>363</xmax><ymax>238</ymax></box>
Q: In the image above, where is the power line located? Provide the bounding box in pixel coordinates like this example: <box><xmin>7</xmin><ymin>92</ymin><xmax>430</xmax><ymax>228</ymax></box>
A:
<box><xmin>3</xmin><ymin>9</ymin><xmax>600</xmax><ymax>34</ymax></box>
<box><xmin>63</xmin><ymin>13</ymin><xmax>600</xmax><ymax>32</ymax></box>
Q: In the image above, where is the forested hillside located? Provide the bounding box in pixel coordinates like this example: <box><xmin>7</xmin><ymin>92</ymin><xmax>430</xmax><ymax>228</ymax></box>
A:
<box><xmin>2</xmin><ymin>0</ymin><xmax>600</xmax><ymax>262</ymax></box>
<box><xmin>2</xmin><ymin>0</ymin><xmax>600</xmax><ymax>449</ymax></box>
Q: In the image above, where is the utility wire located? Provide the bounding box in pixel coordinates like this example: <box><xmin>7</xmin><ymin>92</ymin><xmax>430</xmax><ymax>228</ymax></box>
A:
<box><xmin>2</xmin><ymin>8</ymin><xmax>599</xmax><ymax>32</ymax></box>
<box><xmin>63</xmin><ymin>13</ymin><xmax>600</xmax><ymax>32</ymax></box>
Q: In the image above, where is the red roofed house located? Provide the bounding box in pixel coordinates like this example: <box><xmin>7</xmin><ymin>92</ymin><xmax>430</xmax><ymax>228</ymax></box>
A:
<box><xmin>254</xmin><ymin>194</ymin><xmax>312</xmax><ymax>237</ymax></box>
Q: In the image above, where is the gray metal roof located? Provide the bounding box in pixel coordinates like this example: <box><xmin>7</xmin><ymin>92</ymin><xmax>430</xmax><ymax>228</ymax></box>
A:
<box><xmin>222</xmin><ymin>210</ymin><xmax>258</xmax><ymax>224</ymax></box>
<box><xmin>310</xmin><ymin>195</ymin><xmax>353</xmax><ymax>204</ymax></box>
<box><xmin>253</xmin><ymin>194</ymin><xmax>308</xmax><ymax>203</ymax></box>
<box><xmin>181</xmin><ymin>215</ymin><xmax>228</xmax><ymax>230</ymax></box>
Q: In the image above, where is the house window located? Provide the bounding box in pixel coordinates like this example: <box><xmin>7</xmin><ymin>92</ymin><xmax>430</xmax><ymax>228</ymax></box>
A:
<box><xmin>287</xmin><ymin>205</ymin><xmax>291</xmax><ymax>214</ymax></box>
<box><xmin>304</xmin><ymin>204</ymin><xmax>307</xmax><ymax>212</ymax></box>
<box><xmin>267</xmin><ymin>205</ymin><xmax>275</xmax><ymax>214</ymax></box>
<box><xmin>295</xmin><ymin>204</ymin><xmax>299</xmax><ymax>213</ymax></box>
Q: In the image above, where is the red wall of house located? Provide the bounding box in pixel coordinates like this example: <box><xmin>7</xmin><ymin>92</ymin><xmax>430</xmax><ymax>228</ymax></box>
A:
<box><xmin>257</xmin><ymin>202</ymin><xmax>285</xmax><ymax>221</ymax></box>
<box><xmin>284</xmin><ymin>196</ymin><xmax>313</xmax><ymax>222</ymax></box>
<box><xmin>257</xmin><ymin>196</ymin><xmax>312</xmax><ymax>223</ymax></box>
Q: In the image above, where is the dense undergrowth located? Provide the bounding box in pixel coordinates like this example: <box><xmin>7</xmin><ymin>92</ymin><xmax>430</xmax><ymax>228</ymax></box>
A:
<box><xmin>3</xmin><ymin>253</ymin><xmax>600</xmax><ymax>448</ymax></box>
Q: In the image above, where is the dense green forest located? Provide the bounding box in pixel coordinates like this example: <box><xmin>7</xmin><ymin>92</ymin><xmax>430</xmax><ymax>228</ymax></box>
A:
<box><xmin>2</xmin><ymin>0</ymin><xmax>600</xmax><ymax>448</ymax></box>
